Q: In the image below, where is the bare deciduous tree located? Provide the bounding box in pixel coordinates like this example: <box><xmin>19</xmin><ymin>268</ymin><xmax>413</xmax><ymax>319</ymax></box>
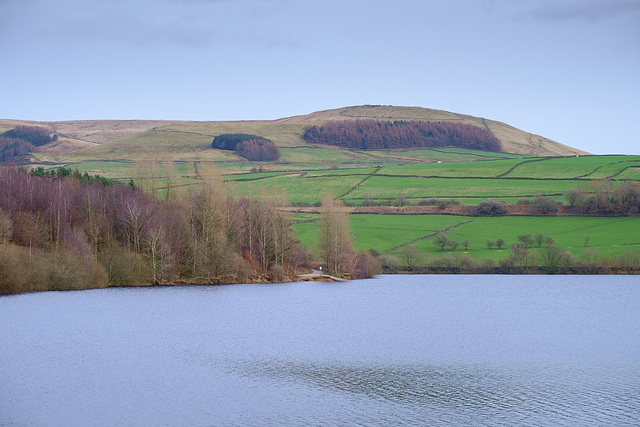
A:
<box><xmin>0</xmin><ymin>209</ymin><xmax>13</xmax><ymax>244</ymax></box>
<box><xmin>318</xmin><ymin>194</ymin><xmax>354</xmax><ymax>275</ymax></box>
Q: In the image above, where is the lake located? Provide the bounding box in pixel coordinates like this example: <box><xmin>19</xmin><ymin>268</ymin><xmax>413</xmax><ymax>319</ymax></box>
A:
<box><xmin>1</xmin><ymin>275</ymin><xmax>639</xmax><ymax>426</ymax></box>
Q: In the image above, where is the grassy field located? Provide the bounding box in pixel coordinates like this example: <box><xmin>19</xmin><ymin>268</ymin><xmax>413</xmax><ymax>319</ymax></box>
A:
<box><xmin>617</xmin><ymin>167</ymin><xmax>640</xmax><ymax>180</ymax></box>
<box><xmin>33</xmin><ymin>149</ymin><xmax>640</xmax><ymax>208</ymax></box>
<box><xmin>374</xmin><ymin>148</ymin><xmax>528</xmax><ymax>162</ymax></box>
<box><xmin>294</xmin><ymin>214</ymin><xmax>640</xmax><ymax>262</ymax></box>
<box><xmin>415</xmin><ymin>216</ymin><xmax>640</xmax><ymax>260</ymax></box>
<box><xmin>378</xmin><ymin>158</ymin><xmax>528</xmax><ymax>177</ymax></box>
<box><xmin>501</xmin><ymin>155</ymin><xmax>640</xmax><ymax>179</ymax></box>
<box><xmin>345</xmin><ymin>176</ymin><xmax>580</xmax><ymax>201</ymax></box>
<box><xmin>295</xmin><ymin>214</ymin><xmax>466</xmax><ymax>254</ymax></box>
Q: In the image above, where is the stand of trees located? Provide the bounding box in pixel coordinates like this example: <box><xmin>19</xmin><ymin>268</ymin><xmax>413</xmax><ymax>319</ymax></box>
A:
<box><xmin>303</xmin><ymin>119</ymin><xmax>501</xmax><ymax>152</ymax></box>
<box><xmin>317</xmin><ymin>194</ymin><xmax>380</xmax><ymax>278</ymax></box>
<box><xmin>0</xmin><ymin>126</ymin><xmax>57</xmax><ymax>163</ymax></box>
<box><xmin>236</xmin><ymin>139</ymin><xmax>280</xmax><ymax>161</ymax></box>
<box><xmin>0</xmin><ymin>165</ymin><xmax>314</xmax><ymax>294</ymax></box>
<box><xmin>318</xmin><ymin>194</ymin><xmax>355</xmax><ymax>274</ymax></box>
<box><xmin>565</xmin><ymin>180</ymin><xmax>640</xmax><ymax>215</ymax></box>
<box><xmin>378</xmin><ymin>233</ymin><xmax>639</xmax><ymax>274</ymax></box>
<box><xmin>212</xmin><ymin>134</ymin><xmax>280</xmax><ymax>161</ymax></box>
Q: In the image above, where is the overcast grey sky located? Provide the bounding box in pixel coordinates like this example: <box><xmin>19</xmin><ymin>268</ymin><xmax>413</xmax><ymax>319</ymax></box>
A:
<box><xmin>1</xmin><ymin>0</ymin><xmax>638</xmax><ymax>154</ymax></box>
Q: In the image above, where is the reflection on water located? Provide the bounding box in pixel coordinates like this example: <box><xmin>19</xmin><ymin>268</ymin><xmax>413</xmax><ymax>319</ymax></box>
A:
<box><xmin>1</xmin><ymin>275</ymin><xmax>639</xmax><ymax>426</ymax></box>
<box><xmin>202</xmin><ymin>356</ymin><xmax>639</xmax><ymax>426</ymax></box>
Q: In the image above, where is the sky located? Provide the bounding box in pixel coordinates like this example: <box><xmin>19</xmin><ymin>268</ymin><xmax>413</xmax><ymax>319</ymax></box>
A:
<box><xmin>1</xmin><ymin>0</ymin><xmax>639</xmax><ymax>154</ymax></box>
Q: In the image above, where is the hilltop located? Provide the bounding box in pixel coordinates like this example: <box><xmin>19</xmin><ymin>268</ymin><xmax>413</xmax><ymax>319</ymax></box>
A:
<box><xmin>282</xmin><ymin>106</ymin><xmax>587</xmax><ymax>156</ymax></box>
<box><xmin>0</xmin><ymin>105</ymin><xmax>589</xmax><ymax>160</ymax></box>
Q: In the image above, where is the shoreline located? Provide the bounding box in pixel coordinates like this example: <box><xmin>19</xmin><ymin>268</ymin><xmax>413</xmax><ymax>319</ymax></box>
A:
<box><xmin>2</xmin><ymin>269</ymin><xmax>638</xmax><ymax>296</ymax></box>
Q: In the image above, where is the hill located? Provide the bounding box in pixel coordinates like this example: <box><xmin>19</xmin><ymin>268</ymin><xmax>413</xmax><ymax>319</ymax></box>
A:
<box><xmin>279</xmin><ymin>105</ymin><xmax>587</xmax><ymax>156</ymax></box>
<box><xmin>0</xmin><ymin>106</ymin><xmax>589</xmax><ymax>163</ymax></box>
<box><xmin>1</xmin><ymin>108</ymin><xmax>639</xmax><ymax>282</ymax></box>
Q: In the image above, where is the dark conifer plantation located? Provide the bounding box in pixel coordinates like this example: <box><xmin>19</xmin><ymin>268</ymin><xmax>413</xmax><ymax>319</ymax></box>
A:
<box><xmin>212</xmin><ymin>134</ymin><xmax>280</xmax><ymax>161</ymax></box>
<box><xmin>0</xmin><ymin>126</ymin><xmax>56</xmax><ymax>163</ymax></box>
<box><xmin>303</xmin><ymin>119</ymin><xmax>501</xmax><ymax>152</ymax></box>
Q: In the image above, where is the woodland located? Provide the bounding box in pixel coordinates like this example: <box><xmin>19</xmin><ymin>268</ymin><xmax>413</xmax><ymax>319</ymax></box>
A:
<box><xmin>0</xmin><ymin>166</ymin><xmax>378</xmax><ymax>294</ymax></box>
<box><xmin>303</xmin><ymin>119</ymin><xmax>501</xmax><ymax>152</ymax></box>
<box><xmin>212</xmin><ymin>134</ymin><xmax>280</xmax><ymax>161</ymax></box>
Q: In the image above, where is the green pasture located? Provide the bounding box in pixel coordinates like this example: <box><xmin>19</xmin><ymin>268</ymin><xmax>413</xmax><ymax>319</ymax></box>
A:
<box><xmin>345</xmin><ymin>176</ymin><xmax>579</xmax><ymax>201</ymax></box>
<box><xmin>294</xmin><ymin>214</ymin><xmax>465</xmax><ymax>254</ymax></box>
<box><xmin>38</xmin><ymin>153</ymin><xmax>640</xmax><ymax>207</ymax></box>
<box><xmin>616</xmin><ymin>166</ymin><xmax>640</xmax><ymax>180</ymax></box>
<box><xmin>301</xmin><ymin>168</ymin><xmax>378</xmax><ymax>177</ymax></box>
<box><xmin>589</xmin><ymin>161</ymin><xmax>640</xmax><ymax>179</ymax></box>
<box><xmin>426</xmin><ymin>147</ymin><xmax>528</xmax><ymax>158</ymax></box>
<box><xmin>226</xmin><ymin>170</ymin><xmax>298</xmax><ymax>181</ymax></box>
<box><xmin>502</xmin><ymin>155</ymin><xmax>640</xmax><ymax>179</ymax></box>
<box><xmin>47</xmin><ymin>160</ymin><xmax>134</xmax><ymax>179</ymax></box>
<box><xmin>294</xmin><ymin>214</ymin><xmax>640</xmax><ymax>262</ymax></box>
<box><xmin>234</xmin><ymin>174</ymin><xmax>364</xmax><ymax>204</ymax></box>
<box><xmin>415</xmin><ymin>215</ymin><xmax>640</xmax><ymax>262</ymax></box>
<box><xmin>278</xmin><ymin>147</ymin><xmax>363</xmax><ymax>164</ymax></box>
<box><xmin>378</xmin><ymin>158</ymin><xmax>528</xmax><ymax>177</ymax></box>
<box><xmin>362</xmin><ymin>148</ymin><xmax>527</xmax><ymax>163</ymax></box>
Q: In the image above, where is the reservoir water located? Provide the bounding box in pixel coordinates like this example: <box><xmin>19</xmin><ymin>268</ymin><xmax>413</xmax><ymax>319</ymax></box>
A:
<box><xmin>1</xmin><ymin>275</ymin><xmax>639</xmax><ymax>426</ymax></box>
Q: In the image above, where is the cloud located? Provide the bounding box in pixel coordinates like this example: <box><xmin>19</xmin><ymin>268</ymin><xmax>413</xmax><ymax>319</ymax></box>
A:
<box><xmin>485</xmin><ymin>0</ymin><xmax>640</xmax><ymax>22</ymax></box>
<box><xmin>7</xmin><ymin>0</ymin><xmax>296</xmax><ymax>49</ymax></box>
<box><xmin>58</xmin><ymin>12</ymin><xmax>220</xmax><ymax>48</ymax></box>
<box><xmin>164</xmin><ymin>0</ymin><xmax>235</xmax><ymax>3</ymax></box>
<box><xmin>164</xmin><ymin>0</ymin><xmax>273</xmax><ymax>4</ymax></box>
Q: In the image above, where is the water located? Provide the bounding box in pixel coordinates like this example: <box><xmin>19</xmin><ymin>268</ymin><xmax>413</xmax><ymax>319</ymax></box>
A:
<box><xmin>1</xmin><ymin>275</ymin><xmax>639</xmax><ymax>426</ymax></box>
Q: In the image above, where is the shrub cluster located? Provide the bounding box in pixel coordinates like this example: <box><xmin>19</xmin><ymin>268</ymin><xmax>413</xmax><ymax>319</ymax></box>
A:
<box><xmin>565</xmin><ymin>180</ymin><xmax>640</xmax><ymax>215</ymax></box>
<box><xmin>303</xmin><ymin>119</ymin><xmax>501</xmax><ymax>152</ymax></box>
<box><xmin>0</xmin><ymin>244</ymin><xmax>109</xmax><ymax>294</ymax></box>
<box><xmin>236</xmin><ymin>139</ymin><xmax>280</xmax><ymax>161</ymax></box>
<box><xmin>476</xmin><ymin>200</ymin><xmax>507</xmax><ymax>216</ymax></box>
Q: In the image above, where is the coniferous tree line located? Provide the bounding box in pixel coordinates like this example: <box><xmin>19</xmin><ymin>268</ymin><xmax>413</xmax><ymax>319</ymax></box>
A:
<box><xmin>0</xmin><ymin>126</ymin><xmax>57</xmax><ymax>163</ymax></box>
<box><xmin>0</xmin><ymin>137</ymin><xmax>35</xmax><ymax>162</ymax></box>
<box><xmin>212</xmin><ymin>133</ymin><xmax>280</xmax><ymax>161</ymax></box>
<box><xmin>302</xmin><ymin>119</ymin><xmax>501</xmax><ymax>152</ymax></box>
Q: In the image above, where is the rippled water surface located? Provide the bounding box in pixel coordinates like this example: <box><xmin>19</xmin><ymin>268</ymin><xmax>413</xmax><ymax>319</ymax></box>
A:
<box><xmin>1</xmin><ymin>275</ymin><xmax>639</xmax><ymax>426</ymax></box>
